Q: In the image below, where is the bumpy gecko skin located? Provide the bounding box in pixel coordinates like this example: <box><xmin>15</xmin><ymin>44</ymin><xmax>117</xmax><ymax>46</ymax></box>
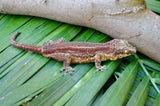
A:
<box><xmin>11</xmin><ymin>32</ymin><xmax>136</xmax><ymax>74</ymax></box>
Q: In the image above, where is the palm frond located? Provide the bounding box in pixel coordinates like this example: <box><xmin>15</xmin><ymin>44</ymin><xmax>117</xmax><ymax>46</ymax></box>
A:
<box><xmin>0</xmin><ymin>1</ymin><xmax>160</xmax><ymax>105</ymax></box>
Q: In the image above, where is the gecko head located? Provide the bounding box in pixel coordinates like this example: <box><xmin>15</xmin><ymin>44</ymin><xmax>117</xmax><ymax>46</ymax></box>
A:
<box><xmin>111</xmin><ymin>39</ymin><xmax>136</xmax><ymax>60</ymax></box>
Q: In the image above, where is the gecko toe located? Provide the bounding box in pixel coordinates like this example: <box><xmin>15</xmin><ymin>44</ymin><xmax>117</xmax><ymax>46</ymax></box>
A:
<box><xmin>60</xmin><ymin>66</ymin><xmax>75</xmax><ymax>75</ymax></box>
<box><xmin>60</xmin><ymin>67</ymin><xmax>65</xmax><ymax>72</ymax></box>
<box><xmin>95</xmin><ymin>65</ymin><xmax>107</xmax><ymax>72</ymax></box>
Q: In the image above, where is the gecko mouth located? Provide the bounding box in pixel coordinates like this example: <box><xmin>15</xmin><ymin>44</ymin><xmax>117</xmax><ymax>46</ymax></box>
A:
<box><xmin>130</xmin><ymin>47</ymin><xmax>136</xmax><ymax>54</ymax></box>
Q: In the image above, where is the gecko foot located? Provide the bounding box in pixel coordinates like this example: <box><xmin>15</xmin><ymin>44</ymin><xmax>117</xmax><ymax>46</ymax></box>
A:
<box><xmin>60</xmin><ymin>66</ymin><xmax>75</xmax><ymax>75</ymax></box>
<box><xmin>95</xmin><ymin>65</ymin><xmax>107</xmax><ymax>72</ymax></box>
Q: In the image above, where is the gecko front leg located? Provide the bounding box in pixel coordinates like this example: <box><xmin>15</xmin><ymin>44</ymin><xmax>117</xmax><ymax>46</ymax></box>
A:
<box><xmin>94</xmin><ymin>53</ymin><xmax>107</xmax><ymax>72</ymax></box>
<box><xmin>43</xmin><ymin>53</ymin><xmax>74</xmax><ymax>75</ymax></box>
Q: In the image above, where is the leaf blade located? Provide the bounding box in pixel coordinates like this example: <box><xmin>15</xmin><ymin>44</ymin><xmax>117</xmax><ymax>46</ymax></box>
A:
<box><xmin>98</xmin><ymin>59</ymin><xmax>138</xmax><ymax>106</ymax></box>
<box><xmin>127</xmin><ymin>76</ymin><xmax>150</xmax><ymax>106</ymax></box>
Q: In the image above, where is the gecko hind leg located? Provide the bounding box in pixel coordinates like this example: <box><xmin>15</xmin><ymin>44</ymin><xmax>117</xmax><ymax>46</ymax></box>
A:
<box><xmin>59</xmin><ymin>53</ymin><xmax>74</xmax><ymax>75</ymax></box>
<box><xmin>60</xmin><ymin>66</ymin><xmax>75</xmax><ymax>75</ymax></box>
<box><xmin>43</xmin><ymin>53</ymin><xmax>74</xmax><ymax>75</ymax></box>
<box><xmin>95</xmin><ymin>53</ymin><xmax>108</xmax><ymax>72</ymax></box>
<box><xmin>43</xmin><ymin>38</ymin><xmax>65</xmax><ymax>46</ymax></box>
<box><xmin>43</xmin><ymin>40</ymin><xmax>53</xmax><ymax>46</ymax></box>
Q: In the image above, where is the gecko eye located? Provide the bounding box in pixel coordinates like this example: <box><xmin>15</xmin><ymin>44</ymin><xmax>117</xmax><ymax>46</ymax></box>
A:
<box><xmin>123</xmin><ymin>49</ymin><xmax>129</xmax><ymax>54</ymax></box>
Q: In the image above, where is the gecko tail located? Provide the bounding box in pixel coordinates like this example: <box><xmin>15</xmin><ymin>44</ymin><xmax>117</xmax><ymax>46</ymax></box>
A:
<box><xmin>11</xmin><ymin>32</ymin><xmax>43</xmax><ymax>54</ymax></box>
<box><xmin>11</xmin><ymin>32</ymin><xmax>21</xmax><ymax>41</ymax></box>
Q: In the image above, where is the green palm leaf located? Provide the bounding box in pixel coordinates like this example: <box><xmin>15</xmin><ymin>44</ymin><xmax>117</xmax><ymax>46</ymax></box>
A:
<box><xmin>97</xmin><ymin>59</ymin><xmax>138</xmax><ymax>106</ymax></box>
<box><xmin>127</xmin><ymin>76</ymin><xmax>149</xmax><ymax>106</ymax></box>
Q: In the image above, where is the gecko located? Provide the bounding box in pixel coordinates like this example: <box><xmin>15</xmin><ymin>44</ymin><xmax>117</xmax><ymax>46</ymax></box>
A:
<box><xmin>11</xmin><ymin>32</ymin><xmax>136</xmax><ymax>74</ymax></box>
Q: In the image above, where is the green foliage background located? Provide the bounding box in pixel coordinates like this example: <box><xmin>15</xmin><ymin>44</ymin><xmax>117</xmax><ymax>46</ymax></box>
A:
<box><xmin>0</xmin><ymin>0</ymin><xmax>160</xmax><ymax>105</ymax></box>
